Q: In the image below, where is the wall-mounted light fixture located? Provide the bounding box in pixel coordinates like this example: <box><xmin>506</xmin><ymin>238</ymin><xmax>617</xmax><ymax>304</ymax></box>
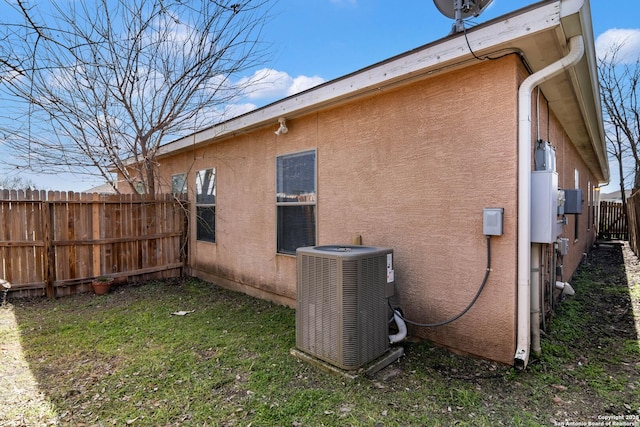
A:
<box><xmin>274</xmin><ymin>117</ymin><xmax>288</xmax><ymax>135</ymax></box>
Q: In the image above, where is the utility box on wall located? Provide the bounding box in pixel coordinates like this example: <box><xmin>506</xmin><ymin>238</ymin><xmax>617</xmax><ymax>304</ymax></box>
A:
<box><xmin>557</xmin><ymin>237</ymin><xmax>570</xmax><ymax>256</ymax></box>
<box><xmin>564</xmin><ymin>189</ymin><xmax>583</xmax><ymax>214</ymax></box>
<box><xmin>531</xmin><ymin>171</ymin><xmax>561</xmax><ymax>243</ymax></box>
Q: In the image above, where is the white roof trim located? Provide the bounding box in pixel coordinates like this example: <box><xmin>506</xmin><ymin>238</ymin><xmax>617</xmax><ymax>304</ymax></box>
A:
<box><xmin>157</xmin><ymin>1</ymin><xmax>564</xmax><ymax>157</ymax></box>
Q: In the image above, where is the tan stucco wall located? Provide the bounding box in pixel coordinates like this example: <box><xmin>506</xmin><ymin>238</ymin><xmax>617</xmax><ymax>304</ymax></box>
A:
<box><xmin>315</xmin><ymin>58</ymin><xmax>521</xmax><ymax>364</ymax></box>
<box><xmin>148</xmin><ymin>54</ymin><xmax>599</xmax><ymax>365</ymax></box>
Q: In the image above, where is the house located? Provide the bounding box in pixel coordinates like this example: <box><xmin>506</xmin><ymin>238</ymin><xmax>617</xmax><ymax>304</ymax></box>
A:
<box><xmin>85</xmin><ymin>182</ymin><xmax>117</xmax><ymax>194</ymax></box>
<box><xmin>122</xmin><ymin>0</ymin><xmax>607</xmax><ymax>368</ymax></box>
<box><xmin>600</xmin><ymin>189</ymin><xmax>631</xmax><ymax>202</ymax></box>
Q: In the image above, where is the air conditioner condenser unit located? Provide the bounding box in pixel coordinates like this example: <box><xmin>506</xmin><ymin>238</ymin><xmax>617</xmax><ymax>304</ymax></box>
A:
<box><xmin>296</xmin><ymin>245</ymin><xmax>395</xmax><ymax>370</ymax></box>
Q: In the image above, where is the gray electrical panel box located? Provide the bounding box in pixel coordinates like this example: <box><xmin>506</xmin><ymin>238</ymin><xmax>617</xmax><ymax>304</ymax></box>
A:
<box><xmin>534</xmin><ymin>140</ymin><xmax>556</xmax><ymax>172</ymax></box>
<box><xmin>531</xmin><ymin>171</ymin><xmax>561</xmax><ymax>243</ymax></box>
<box><xmin>483</xmin><ymin>208</ymin><xmax>504</xmax><ymax>236</ymax></box>
<box><xmin>557</xmin><ymin>189</ymin><xmax>566</xmax><ymax>215</ymax></box>
<box><xmin>557</xmin><ymin>237</ymin><xmax>569</xmax><ymax>256</ymax></box>
<box><xmin>564</xmin><ymin>189</ymin><xmax>583</xmax><ymax>214</ymax></box>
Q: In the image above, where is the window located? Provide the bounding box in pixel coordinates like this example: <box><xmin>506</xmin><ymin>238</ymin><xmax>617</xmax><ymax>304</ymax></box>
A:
<box><xmin>592</xmin><ymin>186</ymin><xmax>598</xmax><ymax>229</ymax></box>
<box><xmin>587</xmin><ymin>180</ymin><xmax>592</xmax><ymax>230</ymax></box>
<box><xmin>196</xmin><ymin>168</ymin><xmax>216</xmax><ymax>243</ymax></box>
<box><xmin>276</xmin><ymin>150</ymin><xmax>316</xmax><ymax>254</ymax></box>
<box><xmin>172</xmin><ymin>173</ymin><xmax>187</xmax><ymax>195</ymax></box>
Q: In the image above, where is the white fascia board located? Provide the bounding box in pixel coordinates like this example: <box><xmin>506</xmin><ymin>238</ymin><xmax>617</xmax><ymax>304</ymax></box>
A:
<box><xmin>555</xmin><ymin>0</ymin><xmax>608</xmax><ymax>183</ymax></box>
<box><xmin>559</xmin><ymin>0</ymin><xmax>586</xmax><ymax>18</ymax></box>
<box><xmin>157</xmin><ymin>2</ymin><xmax>563</xmax><ymax>158</ymax></box>
<box><xmin>575</xmin><ymin>1</ymin><xmax>609</xmax><ymax>183</ymax></box>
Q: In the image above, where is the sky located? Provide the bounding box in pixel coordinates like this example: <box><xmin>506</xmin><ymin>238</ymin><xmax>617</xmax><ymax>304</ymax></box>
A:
<box><xmin>1</xmin><ymin>0</ymin><xmax>639</xmax><ymax>193</ymax></box>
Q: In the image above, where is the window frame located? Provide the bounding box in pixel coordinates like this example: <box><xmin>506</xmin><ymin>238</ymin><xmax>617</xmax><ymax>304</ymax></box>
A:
<box><xmin>587</xmin><ymin>180</ymin><xmax>592</xmax><ymax>231</ymax></box>
<box><xmin>195</xmin><ymin>168</ymin><xmax>216</xmax><ymax>244</ymax></box>
<box><xmin>275</xmin><ymin>149</ymin><xmax>317</xmax><ymax>255</ymax></box>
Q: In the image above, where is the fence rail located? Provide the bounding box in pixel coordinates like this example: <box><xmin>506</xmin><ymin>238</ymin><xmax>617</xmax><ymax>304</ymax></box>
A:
<box><xmin>0</xmin><ymin>190</ymin><xmax>186</xmax><ymax>297</ymax></box>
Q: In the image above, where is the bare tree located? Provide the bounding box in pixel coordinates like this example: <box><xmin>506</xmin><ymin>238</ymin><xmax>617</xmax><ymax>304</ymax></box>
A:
<box><xmin>598</xmin><ymin>42</ymin><xmax>640</xmax><ymax>211</ymax></box>
<box><xmin>0</xmin><ymin>0</ymin><xmax>271</xmax><ymax>194</ymax></box>
<box><xmin>0</xmin><ymin>175</ymin><xmax>35</xmax><ymax>191</ymax></box>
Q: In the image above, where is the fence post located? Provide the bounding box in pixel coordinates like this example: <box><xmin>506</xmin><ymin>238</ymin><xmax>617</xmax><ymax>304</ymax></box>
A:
<box><xmin>627</xmin><ymin>192</ymin><xmax>640</xmax><ymax>256</ymax></box>
<box><xmin>43</xmin><ymin>193</ymin><xmax>55</xmax><ymax>298</ymax></box>
<box><xmin>92</xmin><ymin>193</ymin><xmax>101</xmax><ymax>278</ymax></box>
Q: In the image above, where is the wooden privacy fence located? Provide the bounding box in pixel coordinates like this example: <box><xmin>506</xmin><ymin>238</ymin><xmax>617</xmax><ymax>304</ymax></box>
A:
<box><xmin>627</xmin><ymin>191</ymin><xmax>640</xmax><ymax>256</ymax></box>
<box><xmin>599</xmin><ymin>201</ymin><xmax>628</xmax><ymax>241</ymax></box>
<box><xmin>0</xmin><ymin>190</ymin><xmax>187</xmax><ymax>298</ymax></box>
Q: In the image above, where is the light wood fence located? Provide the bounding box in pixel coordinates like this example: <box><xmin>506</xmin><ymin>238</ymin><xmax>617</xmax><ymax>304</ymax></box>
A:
<box><xmin>599</xmin><ymin>201</ymin><xmax>628</xmax><ymax>241</ymax></box>
<box><xmin>627</xmin><ymin>192</ymin><xmax>640</xmax><ymax>256</ymax></box>
<box><xmin>0</xmin><ymin>190</ymin><xmax>187</xmax><ymax>297</ymax></box>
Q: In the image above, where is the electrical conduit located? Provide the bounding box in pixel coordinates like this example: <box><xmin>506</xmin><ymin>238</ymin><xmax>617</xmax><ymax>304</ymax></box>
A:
<box><xmin>515</xmin><ymin>35</ymin><xmax>584</xmax><ymax>369</ymax></box>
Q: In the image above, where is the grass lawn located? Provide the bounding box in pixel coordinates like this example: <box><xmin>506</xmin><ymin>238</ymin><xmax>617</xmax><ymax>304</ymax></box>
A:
<box><xmin>1</xmin><ymin>242</ymin><xmax>639</xmax><ymax>426</ymax></box>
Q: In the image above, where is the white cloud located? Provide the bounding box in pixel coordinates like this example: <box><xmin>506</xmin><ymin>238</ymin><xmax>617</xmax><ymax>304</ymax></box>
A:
<box><xmin>595</xmin><ymin>28</ymin><xmax>640</xmax><ymax>64</ymax></box>
<box><xmin>237</xmin><ymin>68</ymin><xmax>325</xmax><ymax>101</ymax></box>
<box><xmin>161</xmin><ymin>68</ymin><xmax>326</xmax><ymax>133</ymax></box>
<box><xmin>220</xmin><ymin>102</ymin><xmax>258</xmax><ymax>119</ymax></box>
<box><xmin>238</xmin><ymin>68</ymin><xmax>292</xmax><ymax>100</ymax></box>
<box><xmin>286</xmin><ymin>75</ymin><xmax>326</xmax><ymax>97</ymax></box>
<box><xmin>180</xmin><ymin>68</ymin><xmax>326</xmax><ymax>127</ymax></box>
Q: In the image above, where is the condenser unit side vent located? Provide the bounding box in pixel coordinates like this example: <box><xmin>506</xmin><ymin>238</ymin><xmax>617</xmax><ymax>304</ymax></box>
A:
<box><xmin>297</xmin><ymin>254</ymin><xmax>340</xmax><ymax>363</ymax></box>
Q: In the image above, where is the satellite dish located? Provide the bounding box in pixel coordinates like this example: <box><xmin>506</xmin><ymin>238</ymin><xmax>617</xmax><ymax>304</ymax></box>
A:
<box><xmin>433</xmin><ymin>0</ymin><xmax>495</xmax><ymax>33</ymax></box>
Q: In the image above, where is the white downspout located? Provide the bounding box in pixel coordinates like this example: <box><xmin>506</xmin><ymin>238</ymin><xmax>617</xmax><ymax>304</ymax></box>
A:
<box><xmin>514</xmin><ymin>35</ymin><xmax>584</xmax><ymax>369</ymax></box>
<box><xmin>531</xmin><ymin>243</ymin><xmax>542</xmax><ymax>355</ymax></box>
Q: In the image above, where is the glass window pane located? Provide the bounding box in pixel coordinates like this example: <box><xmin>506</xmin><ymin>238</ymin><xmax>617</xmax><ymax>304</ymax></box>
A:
<box><xmin>172</xmin><ymin>173</ymin><xmax>186</xmax><ymax>194</ymax></box>
<box><xmin>277</xmin><ymin>151</ymin><xmax>316</xmax><ymax>203</ymax></box>
<box><xmin>277</xmin><ymin>205</ymin><xmax>315</xmax><ymax>254</ymax></box>
<box><xmin>135</xmin><ymin>181</ymin><xmax>145</xmax><ymax>194</ymax></box>
<box><xmin>196</xmin><ymin>168</ymin><xmax>216</xmax><ymax>204</ymax></box>
<box><xmin>196</xmin><ymin>206</ymin><xmax>215</xmax><ymax>243</ymax></box>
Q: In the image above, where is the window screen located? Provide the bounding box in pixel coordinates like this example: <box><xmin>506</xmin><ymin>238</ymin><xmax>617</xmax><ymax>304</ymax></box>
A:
<box><xmin>276</xmin><ymin>150</ymin><xmax>316</xmax><ymax>254</ymax></box>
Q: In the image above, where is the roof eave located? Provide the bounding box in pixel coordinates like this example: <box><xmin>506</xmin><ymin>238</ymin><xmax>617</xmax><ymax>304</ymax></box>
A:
<box><xmin>155</xmin><ymin>0</ymin><xmax>608</xmax><ymax>186</ymax></box>
<box><xmin>154</xmin><ymin>1</ymin><xmax>562</xmax><ymax>158</ymax></box>
<box><xmin>559</xmin><ymin>0</ymin><xmax>609</xmax><ymax>184</ymax></box>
